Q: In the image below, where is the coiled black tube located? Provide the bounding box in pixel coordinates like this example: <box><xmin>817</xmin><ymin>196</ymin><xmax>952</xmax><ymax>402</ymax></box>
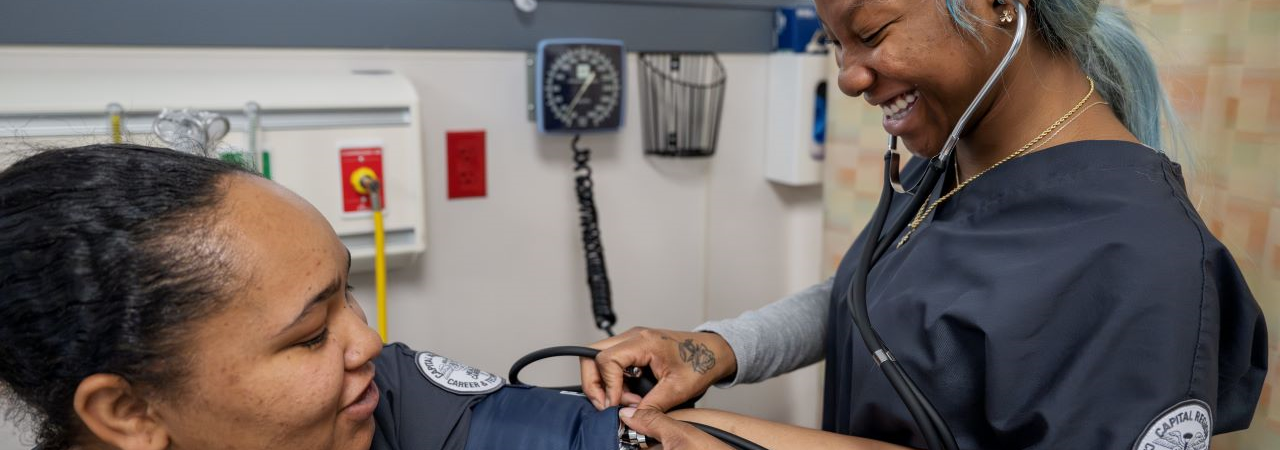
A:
<box><xmin>571</xmin><ymin>135</ymin><xmax>616</xmax><ymax>337</ymax></box>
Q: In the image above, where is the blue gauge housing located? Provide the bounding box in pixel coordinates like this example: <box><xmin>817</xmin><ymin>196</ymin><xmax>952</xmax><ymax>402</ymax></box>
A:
<box><xmin>535</xmin><ymin>38</ymin><xmax>626</xmax><ymax>134</ymax></box>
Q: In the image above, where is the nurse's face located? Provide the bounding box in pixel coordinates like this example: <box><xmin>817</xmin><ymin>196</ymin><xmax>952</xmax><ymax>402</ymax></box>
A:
<box><xmin>148</xmin><ymin>175</ymin><xmax>384</xmax><ymax>450</ymax></box>
<box><xmin>817</xmin><ymin>0</ymin><xmax>1012</xmax><ymax>158</ymax></box>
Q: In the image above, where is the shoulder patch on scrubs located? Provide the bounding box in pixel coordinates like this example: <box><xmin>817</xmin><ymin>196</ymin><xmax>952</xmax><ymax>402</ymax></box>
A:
<box><xmin>414</xmin><ymin>351</ymin><xmax>504</xmax><ymax>395</ymax></box>
<box><xmin>1132</xmin><ymin>399</ymin><xmax>1212</xmax><ymax>450</ymax></box>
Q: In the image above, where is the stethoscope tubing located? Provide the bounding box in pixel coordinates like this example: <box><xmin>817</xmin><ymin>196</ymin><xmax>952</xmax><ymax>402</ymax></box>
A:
<box><xmin>509</xmin><ymin>345</ymin><xmax>769</xmax><ymax>450</ymax></box>
<box><xmin>936</xmin><ymin>1</ymin><xmax>1029</xmax><ymax>163</ymax></box>
<box><xmin>844</xmin><ymin>3</ymin><xmax>1030</xmax><ymax>450</ymax></box>
<box><xmin>848</xmin><ymin>155</ymin><xmax>954</xmax><ymax>450</ymax></box>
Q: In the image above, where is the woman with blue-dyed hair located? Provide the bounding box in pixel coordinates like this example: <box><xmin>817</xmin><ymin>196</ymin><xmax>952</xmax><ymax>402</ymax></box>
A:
<box><xmin>580</xmin><ymin>0</ymin><xmax>1268</xmax><ymax>448</ymax></box>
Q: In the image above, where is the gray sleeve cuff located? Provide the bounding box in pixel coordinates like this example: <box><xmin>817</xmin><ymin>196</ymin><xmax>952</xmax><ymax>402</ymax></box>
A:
<box><xmin>694</xmin><ymin>277</ymin><xmax>833</xmax><ymax>388</ymax></box>
<box><xmin>693</xmin><ymin>322</ymin><xmax>755</xmax><ymax>388</ymax></box>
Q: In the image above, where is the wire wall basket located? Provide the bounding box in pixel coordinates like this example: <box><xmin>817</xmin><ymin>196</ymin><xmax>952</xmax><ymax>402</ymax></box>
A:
<box><xmin>638</xmin><ymin>53</ymin><xmax>727</xmax><ymax>157</ymax></box>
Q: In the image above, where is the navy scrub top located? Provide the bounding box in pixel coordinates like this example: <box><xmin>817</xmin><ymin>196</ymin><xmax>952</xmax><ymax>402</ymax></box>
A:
<box><xmin>824</xmin><ymin>141</ymin><xmax>1268</xmax><ymax>448</ymax></box>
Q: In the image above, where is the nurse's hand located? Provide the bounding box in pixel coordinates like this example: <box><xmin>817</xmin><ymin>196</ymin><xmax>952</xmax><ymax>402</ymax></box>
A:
<box><xmin>580</xmin><ymin>327</ymin><xmax>736</xmax><ymax>411</ymax></box>
<box><xmin>619</xmin><ymin>407</ymin><xmax>734</xmax><ymax>450</ymax></box>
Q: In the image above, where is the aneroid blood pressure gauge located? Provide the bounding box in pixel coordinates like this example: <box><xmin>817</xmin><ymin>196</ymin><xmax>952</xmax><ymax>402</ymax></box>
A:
<box><xmin>535</xmin><ymin>38</ymin><xmax>625</xmax><ymax>133</ymax></box>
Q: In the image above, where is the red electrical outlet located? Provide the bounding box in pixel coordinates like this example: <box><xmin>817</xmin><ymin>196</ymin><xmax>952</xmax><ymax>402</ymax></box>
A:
<box><xmin>340</xmin><ymin>146</ymin><xmax>385</xmax><ymax>213</ymax></box>
<box><xmin>447</xmin><ymin>131</ymin><xmax>486</xmax><ymax>199</ymax></box>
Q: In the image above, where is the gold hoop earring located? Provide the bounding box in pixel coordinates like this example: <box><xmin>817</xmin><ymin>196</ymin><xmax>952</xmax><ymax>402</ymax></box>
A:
<box><xmin>999</xmin><ymin>10</ymin><xmax>1015</xmax><ymax>24</ymax></box>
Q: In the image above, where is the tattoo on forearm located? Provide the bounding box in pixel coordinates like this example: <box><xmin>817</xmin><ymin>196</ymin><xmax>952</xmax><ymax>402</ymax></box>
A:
<box><xmin>670</xmin><ymin>337</ymin><xmax>716</xmax><ymax>374</ymax></box>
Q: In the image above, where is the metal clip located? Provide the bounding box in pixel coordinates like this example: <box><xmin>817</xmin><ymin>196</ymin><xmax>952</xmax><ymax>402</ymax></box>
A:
<box><xmin>619</xmin><ymin>423</ymin><xmax>651</xmax><ymax>449</ymax></box>
<box><xmin>873</xmin><ymin>349</ymin><xmax>896</xmax><ymax>366</ymax></box>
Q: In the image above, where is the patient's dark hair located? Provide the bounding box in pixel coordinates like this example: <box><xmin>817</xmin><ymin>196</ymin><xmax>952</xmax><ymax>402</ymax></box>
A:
<box><xmin>0</xmin><ymin>144</ymin><xmax>251</xmax><ymax>449</ymax></box>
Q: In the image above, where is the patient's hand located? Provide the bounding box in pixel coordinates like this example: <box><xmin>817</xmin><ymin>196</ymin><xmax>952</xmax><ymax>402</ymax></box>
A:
<box><xmin>667</xmin><ymin>409</ymin><xmax>910</xmax><ymax>450</ymax></box>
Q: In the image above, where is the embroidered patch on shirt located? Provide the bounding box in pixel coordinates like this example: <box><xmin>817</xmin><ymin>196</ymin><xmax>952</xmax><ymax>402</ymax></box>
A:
<box><xmin>415</xmin><ymin>351</ymin><xmax>504</xmax><ymax>395</ymax></box>
<box><xmin>1132</xmin><ymin>399</ymin><xmax>1212</xmax><ymax>450</ymax></box>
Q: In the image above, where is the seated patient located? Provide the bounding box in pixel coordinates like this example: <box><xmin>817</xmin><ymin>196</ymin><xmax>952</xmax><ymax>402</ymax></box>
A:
<box><xmin>0</xmin><ymin>145</ymin><xmax>628</xmax><ymax>450</ymax></box>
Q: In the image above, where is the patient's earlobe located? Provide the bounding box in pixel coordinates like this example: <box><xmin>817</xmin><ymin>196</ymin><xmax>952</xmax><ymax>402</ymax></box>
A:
<box><xmin>73</xmin><ymin>374</ymin><xmax>170</xmax><ymax>450</ymax></box>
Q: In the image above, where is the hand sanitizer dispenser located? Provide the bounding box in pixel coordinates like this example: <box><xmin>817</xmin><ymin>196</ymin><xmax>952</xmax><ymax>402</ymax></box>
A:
<box><xmin>765</xmin><ymin>6</ymin><xmax>828</xmax><ymax>186</ymax></box>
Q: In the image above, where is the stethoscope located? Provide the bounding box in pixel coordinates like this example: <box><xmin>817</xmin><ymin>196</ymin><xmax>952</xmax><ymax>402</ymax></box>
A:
<box><xmin>843</xmin><ymin>2</ymin><xmax>1028</xmax><ymax>449</ymax></box>
<box><xmin>509</xmin><ymin>3</ymin><xmax>1029</xmax><ymax>450</ymax></box>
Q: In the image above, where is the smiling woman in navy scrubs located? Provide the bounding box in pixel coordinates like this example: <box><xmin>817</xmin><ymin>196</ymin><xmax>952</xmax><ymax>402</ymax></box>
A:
<box><xmin>581</xmin><ymin>0</ymin><xmax>1269</xmax><ymax>448</ymax></box>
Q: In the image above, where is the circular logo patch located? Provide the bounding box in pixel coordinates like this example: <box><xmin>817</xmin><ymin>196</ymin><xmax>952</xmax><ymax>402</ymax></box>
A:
<box><xmin>414</xmin><ymin>351</ymin><xmax>504</xmax><ymax>395</ymax></box>
<box><xmin>1132</xmin><ymin>399</ymin><xmax>1212</xmax><ymax>450</ymax></box>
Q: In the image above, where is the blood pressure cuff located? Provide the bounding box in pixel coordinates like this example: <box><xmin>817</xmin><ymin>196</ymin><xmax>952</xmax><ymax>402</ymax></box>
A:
<box><xmin>464</xmin><ymin>385</ymin><xmax>622</xmax><ymax>450</ymax></box>
<box><xmin>370</xmin><ymin>343</ymin><xmax>621</xmax><ymax>450</ymax></box>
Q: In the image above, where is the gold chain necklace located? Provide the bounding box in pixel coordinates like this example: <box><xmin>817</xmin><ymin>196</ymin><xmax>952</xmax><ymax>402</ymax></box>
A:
<box><xmin>897</xmin><ymin>77</ymin><xmax>1096</xmax><ymax>248</ymax></box>
<box><xmin>1026</xmin><ymin>101</ymin><xmax>1107</xmax><ymax>154</ymax></box>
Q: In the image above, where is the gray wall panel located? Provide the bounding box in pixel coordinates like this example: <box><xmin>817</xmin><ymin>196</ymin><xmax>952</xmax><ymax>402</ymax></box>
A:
<box><xmin>0</xmin><ymin>0</ymin><xmax>808</xmax><ymax>53</ymax></box>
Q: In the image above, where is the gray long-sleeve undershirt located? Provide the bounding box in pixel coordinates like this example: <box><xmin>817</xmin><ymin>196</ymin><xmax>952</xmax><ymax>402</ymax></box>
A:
<box><xmin>694</xmin><ymin>277</ymin><xmax>833</xmax><ymax>386</ymax></box>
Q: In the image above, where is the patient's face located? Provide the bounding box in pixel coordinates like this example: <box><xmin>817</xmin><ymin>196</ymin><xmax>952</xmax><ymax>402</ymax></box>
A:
<box><xmin>149</xmin><ymin>175</ymin><xmax>384</xmax><ymax>450</ymax></box>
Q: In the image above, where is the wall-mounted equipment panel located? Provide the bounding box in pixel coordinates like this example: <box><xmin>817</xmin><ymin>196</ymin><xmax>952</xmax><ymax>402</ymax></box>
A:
<box><xmin>0</xmin><ymin>71</ymin><xmax>427</xmax><ymax>272</ymax></box>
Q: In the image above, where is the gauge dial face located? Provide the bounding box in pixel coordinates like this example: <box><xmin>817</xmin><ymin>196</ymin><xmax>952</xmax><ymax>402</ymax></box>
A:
<box><xmin>538</xmin><ymin>41</ymin><xmax>624</xmax><ymax>132</ymax></box>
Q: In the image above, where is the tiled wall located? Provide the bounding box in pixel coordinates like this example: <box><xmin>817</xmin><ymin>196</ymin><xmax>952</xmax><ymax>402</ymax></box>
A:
<box><xmin>820</xmin><ymin>0</ymin><xmax>1279</xmax><ymax>446</ymax></box>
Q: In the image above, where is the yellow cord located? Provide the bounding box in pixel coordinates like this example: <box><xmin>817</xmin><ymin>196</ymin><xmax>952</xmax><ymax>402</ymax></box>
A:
<box><xmin>373</xmin><ymin>206</ymin><xmax>387</xmax><ymax>343</ymax></box>
<box><xmin>350</xmin><ymin>168</ymin><xmax>388</xmax><ymax>343</ymax></box>
<box><xmin>107</xmin><ymin>103</ymin><xmax>123</xmax><ymax>144</ymax></box>
<box><xmin>110</xmin><ymin>115</ymin><xmax>122</xmax><ymax>144</ymax></box>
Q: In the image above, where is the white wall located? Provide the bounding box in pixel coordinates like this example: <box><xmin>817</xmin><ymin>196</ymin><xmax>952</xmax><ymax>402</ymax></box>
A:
<box><xmin>0</xmin><ymin>46</ymin><xmax>824</xmax><ymax>449</ymax></box>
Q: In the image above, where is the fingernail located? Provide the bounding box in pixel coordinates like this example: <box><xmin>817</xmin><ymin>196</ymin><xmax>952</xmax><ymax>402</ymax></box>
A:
<box><xmin>591</xmin><ymin>399</ymin><xmax>602</xmax><ymax>410</ymax></box>
<box><xmin>620</xmin><ymin>407</ymin><xmax>636</xmax><ymax>418</ymax></box>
